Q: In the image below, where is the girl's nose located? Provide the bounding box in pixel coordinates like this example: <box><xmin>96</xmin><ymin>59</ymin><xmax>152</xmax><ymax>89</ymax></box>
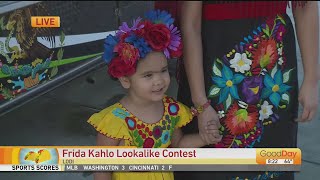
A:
<box><xmin>153</xmin><ymin>76</ymin><xmax>163</xmax><ymax>86</ymax></box>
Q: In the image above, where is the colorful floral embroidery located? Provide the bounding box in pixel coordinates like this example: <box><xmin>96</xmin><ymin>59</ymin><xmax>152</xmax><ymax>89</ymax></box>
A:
<box><xmin>232</xmin><ymin>171</ymin><xmax>284</xmax><ymax>180</ymax></box>
<box><xmin>259</xmin><ymin>101</ymin><xmax>273</xmax><ymax>121</ymax></box>
<box><xmin>252</xmin><ymin>39</ymin><xmax>278</xmax><ymax>71</ymax></box>
<box><xmin>230</xmin><ymin>52</ymin><xmax>252</xmax><ymax>73</ymax></box>
<box><xmin>153</xmin><ymin>126</ymin><xmax>163</xmax><ymax>139</ymax></box>
<box><xmin>241</xmin><ymin>76</ymin><xmax>263</xmax><ymax>104</ymax></box>
<box><xmin>212</xmin><ymin>65</ymin><xmax>245</xmax><ymax>103</ymax></box>
<box><xmin>209</xmin><ymin>15</ymin><xmax>294</xmax><ymax>152</ymax></box>
<box><xmin>168</xmin><ymin>102</ymin><xmax>179</xmax><ymax>115</ymax></box>
<box><xmin>224</xmin><ymin>103</ymin><xmax>258</xmax><ymax>135</ymax></box>
<box><xmin>112</xmin><ymin>96</ymin><xmax>183</xmax><ymax>148</ymax></box>
<box><xmin>143</xmin><ymin>137</ymin><xmax>155</xmax><ymax>148</ymax></box>
<box><xmin>161</xmin><ymin>131</ymin><xmax>170</xmax><ymax>144</ymax></box>
<box><xmin>112</xmin><ymin>108</ymin><xmax>130</xmax><ymax>119</ymax></box>
<box><xmin>125</xmin><ymin>117</ymin><xmax>136</xmax><ymax>130</ymax></box>
<box><xmin>261</xmin><ymin>69</ymin><xmax>291</xmax><ymax>107</ymax></box>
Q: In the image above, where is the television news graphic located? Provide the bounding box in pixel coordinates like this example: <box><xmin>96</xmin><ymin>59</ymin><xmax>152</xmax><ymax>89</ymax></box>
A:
<box><xmin>31</xmin><ymin>16</ymin><xmax>60</xmax><ymax>27</ymax></box>
<box><xmin>0</xmin><ymin>146</ymin><xmax>301</xmax><ymax>172</ymax></box>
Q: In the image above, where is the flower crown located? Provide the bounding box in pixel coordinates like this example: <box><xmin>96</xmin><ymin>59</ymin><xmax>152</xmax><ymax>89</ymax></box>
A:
<box><xmin>103</xmin><ymin>10</ymin><xmax>183</xmax><ymax>78</ymax></box>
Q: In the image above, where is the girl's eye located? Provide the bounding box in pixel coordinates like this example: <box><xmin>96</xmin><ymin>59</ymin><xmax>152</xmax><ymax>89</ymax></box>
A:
<box><xmin>144</xmin><ymin>74</ymin><xmax>152</xmax><ymax>78</ymax></box>
<box><xmin>162</xmin><ymin>69</ymin><xmax>168</xmax><ymax>73</ymax></box>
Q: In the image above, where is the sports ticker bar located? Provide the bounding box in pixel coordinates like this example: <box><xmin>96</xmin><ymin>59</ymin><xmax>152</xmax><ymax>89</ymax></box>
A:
<box><xmin>0</xmin><ymin>147</ymin><xmax>301</xmax><ymax>172</ymax></box>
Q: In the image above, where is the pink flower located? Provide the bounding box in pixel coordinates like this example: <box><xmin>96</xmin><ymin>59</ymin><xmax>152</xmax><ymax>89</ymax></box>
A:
<box><xmin>276</xmin><ymin>25</ymin><xmax>286</xmax><ymax>41</ymax></box>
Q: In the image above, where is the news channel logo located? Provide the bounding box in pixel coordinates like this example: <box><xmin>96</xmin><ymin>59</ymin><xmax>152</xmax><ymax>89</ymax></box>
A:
<box><xmin>19</xmin><ymin>148</ymin><xmax>58</xmax><ymax>165</ymax></box>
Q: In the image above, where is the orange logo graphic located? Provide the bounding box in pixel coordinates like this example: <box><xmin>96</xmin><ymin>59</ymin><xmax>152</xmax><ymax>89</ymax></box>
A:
<box><xmin>31</xmin><ymin>16</ymin><xmax>60</xmax><ymax>27</ymax></box>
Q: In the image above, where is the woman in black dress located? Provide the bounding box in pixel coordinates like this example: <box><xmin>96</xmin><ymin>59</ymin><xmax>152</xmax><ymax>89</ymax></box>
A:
<box><xmin>170</xmin><ymin>1</ymin><xmax>319</xmax><ymax>180</ymax></box>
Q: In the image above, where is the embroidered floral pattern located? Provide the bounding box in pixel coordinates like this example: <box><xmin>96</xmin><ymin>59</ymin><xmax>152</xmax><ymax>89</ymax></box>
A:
<box><xmin>232</xmin><ymin>171</ymin><xmax>284</xmax><ymax>180</ymax></box>
<box><xmin>241</xmin><ymin>76</ymin><xmax>263</xmax><ymax>104</ymax></box>
<box><xmin>224</xmin><ymin>103</ymin><xmax>259</xmax><ymax>135</ymax></box>
<box><xmin>212</xmin><ymin>65</ymin><xmax>245</xmax><ymax>103</ymax></box>
<box><xmin>143</xmin><ymin>137</ymin><xmax>155</xmax><ymax>148</ymax></box>
<box><xmin>230</xmin><ymin>52</ymin><xmax>252</xmax><ymax>73</ymax></box>
<box><xmin>153</xmin><ymin>126</ymin><xmax>163</xmax><ymax>139</ymax></box>
<box><xmin>261</xmin><ymin>69</ymin><xmax>291</xmax><ymax>107</ymax></box>
<box><xmin>125</xmin><ymin>117</ymin><xmax>137</xmax><ymax>130</ymax></box>
<box><xmin>112</xmin><ymin>96</ymin><xmax>184</xmax><ymax>148</ymax></box>
<box><xmin>209</xmin><ymin>15</ymin><xmax>294</xmax><ymax>151</ymax></box>
<box><xmin>112</xmin><ymin>108</ymin><xmax>130</xmax><ymax>119</ymax></box>
<box><xmin>168</xmin><ymin>102</ymin><xmax>179</xmax><ymax>115</ymax></box>
<box><xmin>252</xmin><ymin>39</ymin><xmax>278</xmax><ymax>71</ymax></box>
<box><xmin>161</xmin><ymin>131</ymin><xmax>170</xmax><ymax>144</ymax></box>
<box><xmin>259</xmin><ymin>101</ymin><xmax>274</xmax><ymax>121</ymax></box>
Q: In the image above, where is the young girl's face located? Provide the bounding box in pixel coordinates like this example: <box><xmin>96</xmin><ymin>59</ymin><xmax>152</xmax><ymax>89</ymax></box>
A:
<box><xmin>123</xmin><ymin>52</ymin><xmax>170</xmax><ymax>102</ymax></box>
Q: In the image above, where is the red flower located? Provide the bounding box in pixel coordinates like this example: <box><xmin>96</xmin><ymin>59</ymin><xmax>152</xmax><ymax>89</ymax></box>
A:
<box><xmin>169</xmin><ymin>42</ymin><xmax>183</xmax><ymax>58</ymax></box>
<box><xmin>143</xmin><ymin>138</ymin><xmax>155</xmax><ymax>148</ymax></box>
<box><xmin>107</xmin><ymin>57</ymin><xmax>136</xmax><ymax>78</ymax></box>
<box><xmin>114</xmin><ymin>43</ymin><xmax>139</xmax><ymax>65</ymax></box>
<box><xmin>119</xmin><ymin>33</ymin><xmax>130</xmax><ymax>43</ymax></box>
<box><xmin>144</xmin><ymin>24</ymin><xmax>171</xmax><ymax>51</ymax></box>
<box><xmin>252</xmin><ymin>39</ymin><xmax>278</xmax><ymax>70</ymax></box>
<box><xmin>134</xmin><ymin>20</ymin><xmax>152</xmax><ymax>37</ymax></box>
<box><xmin>224</xmin><ymin>103</ymin><xmax>258</xmax><ymax>135</ymax></box>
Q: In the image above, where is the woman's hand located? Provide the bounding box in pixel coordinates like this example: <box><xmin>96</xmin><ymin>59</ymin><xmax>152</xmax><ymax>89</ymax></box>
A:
<box><xmin>197</xmin><ymin>105</ymin><xmax>223</xmax><ymax>145</ymax></box>
<box><xmin>297</xmin><ymin>80</ymin><xmax>319</xmax><ymax>122</ymax></box>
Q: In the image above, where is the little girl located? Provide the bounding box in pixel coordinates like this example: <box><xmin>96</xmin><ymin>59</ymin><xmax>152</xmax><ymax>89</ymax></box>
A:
<box><xmin>87</xmin><ymin>10</ymin><xmax>222</xmax><ymax>180</ymax></box>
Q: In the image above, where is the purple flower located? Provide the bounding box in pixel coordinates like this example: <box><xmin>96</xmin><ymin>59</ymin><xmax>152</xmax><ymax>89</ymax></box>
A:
<box><xmin>241</xmin><ymin>76</ymin><xmax>263</xmax><ymax>104</ymax></box>
<box><xmin>167</xmin><ymin>24</ymin><xmax>181</xmax><ymax>51</ymax></box>
<box><xmin>161</xmin><ymin>24</ymin><xmax>181</xmax><ymax>59</ymax></box>
<box><xmin>117</xmin><ymin>17</ymin><xmax>144</xmax><ymax>36</ymax></box>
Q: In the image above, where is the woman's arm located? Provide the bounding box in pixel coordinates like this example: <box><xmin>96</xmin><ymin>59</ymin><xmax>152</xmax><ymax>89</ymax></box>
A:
<box><xmin>94</xmin><ymin>133</ymin><xmax>120</xmax><ymax>180</ymax></box>
<box><xmin>180</xmin><ymin>2</ymin><xmax>206</xmax><ymax>105</ymax></box>
<box><xmin>293</xmin><ymin>1</ymin><xmax>319</xmax><ymax>122</ymax></box>
<box><xmin>180</xmin><ymin>1</ymin><xmax>222</xmax><ymax>143</ymax></box>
